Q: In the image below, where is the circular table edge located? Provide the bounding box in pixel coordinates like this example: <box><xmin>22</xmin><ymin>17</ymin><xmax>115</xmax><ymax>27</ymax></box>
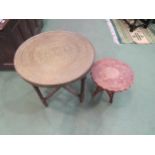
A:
<box><xmin>14</xmin><ymin>30</ymin><xmax>96</xmax><ymax>87</ymax></box>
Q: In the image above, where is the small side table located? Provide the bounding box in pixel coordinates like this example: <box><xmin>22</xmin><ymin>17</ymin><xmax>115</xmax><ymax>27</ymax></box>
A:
<box><xmin>91</xmin><ymin>58</ymin><xmax>134</xmax><ymax>103</ymax></box>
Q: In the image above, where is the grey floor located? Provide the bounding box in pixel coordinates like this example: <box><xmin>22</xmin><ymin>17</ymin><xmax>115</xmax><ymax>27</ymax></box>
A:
<box><xmin>0</xmin><ymin>19</ymin><xmax>155</xmax><ymax>134</ymax></box>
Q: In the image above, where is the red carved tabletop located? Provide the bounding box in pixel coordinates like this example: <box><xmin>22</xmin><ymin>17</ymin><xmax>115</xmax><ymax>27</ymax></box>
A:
<box><xmin>92</xmin><ymin>58</ymin><xmax>134</xmax><ymax>92</ymax></box>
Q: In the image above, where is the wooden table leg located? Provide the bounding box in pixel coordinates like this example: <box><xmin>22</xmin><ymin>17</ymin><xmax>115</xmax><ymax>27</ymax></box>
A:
<box><xmin>93</xmin><ymin>86</ymin><xmax>103</xmax><ymax>97</ymax></box>
<box><xmin>44</xmin><ymin>86</ymin><xmax>61</xmax><ymax>100</ymax></box>
<box><xmin>32</xmin><ymin>76</ymin><xmax>87</xmax><ymax>106</ymax></box>
<box><xmin>79</xmin><ymin>76</ymin><xmax>86</xmax><ymax>103</ymax></box>
<box><xmin>33</xmin><ymin>86</ymin><xmax>48</xmax><ymax>107</ymax></box>
<box><xmin>107</xmin><ymin>91</ymin><xmax>114</xmax><ymax>103</ymax></box>
<box><xmin>92</xmin><ymin>86</ymin><xmax>114</xmax><ymax>103</ymax></box>
<box><xmin>33</xmin><ymin>85</ymin><xmax>61</xmax><ymax>107</ymax></box>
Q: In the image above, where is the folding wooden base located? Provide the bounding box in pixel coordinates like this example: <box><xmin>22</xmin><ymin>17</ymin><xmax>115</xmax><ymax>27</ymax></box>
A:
<box><xmin>32</xmin><ymin>77</ymin><xmax>86</xmax><ymax>107</ymax></box>
<box><xmin>93</xmin><ymin>86</ymin><xmax>114</xmax><ymax>103</ymax></box>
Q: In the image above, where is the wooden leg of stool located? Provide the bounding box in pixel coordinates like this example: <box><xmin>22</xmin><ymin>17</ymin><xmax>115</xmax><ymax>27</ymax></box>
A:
<box><xmin>79</xmin><ymin>76</ymin><xmax>86</xmax><ymax>103</ymax></box>
<box><xmin>33</xmin><ymin>86</ymin><xmax>48</xmax><ymax>107</ymax></box>
<box><xmin>107</xmin><ymin>91</ymin><xmax>114</xmax><ymax>103</ymax></box>
<box><xmin>93</xmin><ymin>86</ymin><xmax>102</xmax><ymax>97</ymax></box>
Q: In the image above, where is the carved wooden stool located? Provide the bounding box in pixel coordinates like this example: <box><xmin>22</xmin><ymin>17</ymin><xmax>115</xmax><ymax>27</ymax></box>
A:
<box><xmin>14</xmin><ymin>31</ymin><xmax>95</xmax><ymax>107</ymax></box>
<box><xmin>91</xmin><ymin>58</ymin><xmax>134</xmax><ymax>103</ymax></box>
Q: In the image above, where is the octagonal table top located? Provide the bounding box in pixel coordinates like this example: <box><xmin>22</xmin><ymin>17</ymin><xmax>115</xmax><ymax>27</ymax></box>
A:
<box><xmin>14</xmin><ymin>31</ymin><xmax>95</xmax><ymax>86</ymax></box>
<box><xmin>91</xmin><ymin>58</ymin><xmax>134</xmax><ymax>92</ymax></box>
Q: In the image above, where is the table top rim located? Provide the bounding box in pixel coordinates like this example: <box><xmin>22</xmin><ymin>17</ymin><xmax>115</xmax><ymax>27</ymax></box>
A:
<box><xmin>14</xmin><ymin>30</ymin><xmax>96</xmax><ymax>86</ymax></box>
<box><xmin>91</xmin><ymin>58</ymin><xmax>134</xmax><ymax>92</ymax></box>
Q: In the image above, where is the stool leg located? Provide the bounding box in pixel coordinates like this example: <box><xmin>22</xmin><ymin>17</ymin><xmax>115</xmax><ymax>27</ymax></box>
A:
<box><xmin>79</xmin><ymin>76</ymin><xmax>86</xmax><ymax>103</ymax></box>
<box><xmin>33</xmin><ymin>86</ymin><xmax>48</xmax><ymax>107</ymax></box>
<box><xmin>107</xmin><ymin>91</ymin><xmax>114</xmax><ymax>103</ymax></box>
<box><xmin>93</xmin><ymin>86</ymin><xmax>102</xmax><ymax>97</ymax></box>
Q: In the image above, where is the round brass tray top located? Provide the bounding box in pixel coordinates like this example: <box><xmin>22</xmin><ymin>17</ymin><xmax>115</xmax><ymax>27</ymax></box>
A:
<box><xmin>91</xmin><ymin>58</ymin><xmax>134</xmax><ymax>92</ymax></box>
<box><xmin>14</xmin><ymin>31</ymin><xmax>95</xmax><ymax>86</ymax></box>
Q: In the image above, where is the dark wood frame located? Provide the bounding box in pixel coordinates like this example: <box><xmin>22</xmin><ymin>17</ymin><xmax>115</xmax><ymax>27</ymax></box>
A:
<box><xmin>32</xmin><ymin>76</ymin><xmax>87</xmax><ymax>107</ymax></box>
<box><xmin>93</xmin><ymin>85</ymin><xmax>114</xmax><ymax>103</ymax></box>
